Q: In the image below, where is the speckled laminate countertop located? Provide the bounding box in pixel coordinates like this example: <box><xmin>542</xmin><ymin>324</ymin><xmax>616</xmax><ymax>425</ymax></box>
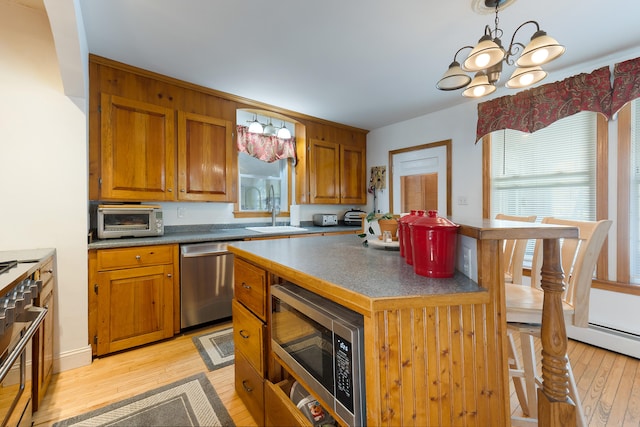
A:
<box><xmin>87</xmin><ymin>223</ymin><xmax>361</xmax><ymax>249</ymax></box>
<box><xmin>228</xmin><ymin>234</ymin><xmax>483</xmax><ymax>303</ymax></box>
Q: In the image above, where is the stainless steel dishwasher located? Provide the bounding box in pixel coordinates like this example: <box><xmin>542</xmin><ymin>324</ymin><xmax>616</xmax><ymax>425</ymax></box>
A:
<box><xmin>180</xmin><ymin>242</ymin><xmax>235</xmax><ymax>329</ymax></box>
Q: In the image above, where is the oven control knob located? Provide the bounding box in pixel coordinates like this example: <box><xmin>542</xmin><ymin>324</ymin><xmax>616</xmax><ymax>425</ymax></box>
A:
<box><xmin>18</xmin><ymin>284</ymin><xmax>32</xmax><ymax>305</ymax></box>
<box><xmin>10</xmin><ymin>290</ymin><xmax>25</xmax><ymax>316</ymax></box>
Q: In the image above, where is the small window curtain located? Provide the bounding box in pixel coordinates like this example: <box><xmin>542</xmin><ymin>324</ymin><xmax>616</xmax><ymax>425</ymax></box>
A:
<box><xmin>476</xmin><ymin>66</ymin><xmax>613</xmax><ymax>141</ymax></box>
<box><xmin>236</xmin><ymin>125</ymin><xmax>296</xmax><ymax>163</ymax></box>
<box><xmin>612</xmin><ymin>56</ymin><xmax>640</xmax><ymax>114</ymax></box>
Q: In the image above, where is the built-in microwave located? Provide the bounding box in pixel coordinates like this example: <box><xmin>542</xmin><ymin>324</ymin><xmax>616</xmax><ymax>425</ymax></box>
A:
<box><xmin>96</xmin><ymin>204</ymin><xmax>164</xmax><ymax>239</ymax></box>
<box><xmin>271</xmin><ymin>283</ymin><xmax>366</xmax><ymax>427</ymax></box>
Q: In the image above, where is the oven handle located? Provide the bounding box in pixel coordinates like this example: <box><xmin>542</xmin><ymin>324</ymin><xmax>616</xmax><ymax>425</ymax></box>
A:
<box><xmin>0</xmin><ymin>306</ymin><xmax>47</xmax><ymax>382</ymax></box>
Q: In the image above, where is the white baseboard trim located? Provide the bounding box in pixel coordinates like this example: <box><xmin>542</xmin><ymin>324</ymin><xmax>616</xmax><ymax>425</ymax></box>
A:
<box><xmin>567</xmin><ymin>324</ymin><xmax>640</xmax><ymax>359</ymax></box>
<box><xmin>54</xmin><ymin>344</ymin><xmax>93</xmax><ymax>374</ymax></box>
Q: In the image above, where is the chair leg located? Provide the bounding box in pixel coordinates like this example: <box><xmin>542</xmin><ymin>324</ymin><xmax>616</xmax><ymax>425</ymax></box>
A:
<box><xmin>507</xmin><ymin>330</ymin><xmax>530</xmax><ymax>416</ymax></box>
<box><xmin>520</xmin><ymin>332</ymin><xmax>539</xmax><ymax>420</ymax></box>
<box><xmin>567</xmin><ymin>361</ymin><xmax>587</xmax><ymax>427</ymax></box>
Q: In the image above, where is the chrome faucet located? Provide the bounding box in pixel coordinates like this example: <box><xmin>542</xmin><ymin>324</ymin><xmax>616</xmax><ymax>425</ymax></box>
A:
<box><xmin>269</xmin><ymin>185</ymin><xmax>277</xmax><ymax>226</ymax></box>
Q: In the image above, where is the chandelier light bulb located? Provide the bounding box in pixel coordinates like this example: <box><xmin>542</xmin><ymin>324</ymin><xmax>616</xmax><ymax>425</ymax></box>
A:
<box><xmin>474</xmin><ymin>53</ymin><xmax>491</xmax><ymax>69</ymax></box>
<box><xmin>530</xmin><ymin>49</ymin><xmax>549</xmax><ymax>65</ymax></box>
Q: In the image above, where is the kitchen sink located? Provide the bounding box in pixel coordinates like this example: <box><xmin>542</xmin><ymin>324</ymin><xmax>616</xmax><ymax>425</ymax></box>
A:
<box><xmin>245</xmin><ymin>226</ymin><xmax>308</xmax><ymax>233</ymax></box>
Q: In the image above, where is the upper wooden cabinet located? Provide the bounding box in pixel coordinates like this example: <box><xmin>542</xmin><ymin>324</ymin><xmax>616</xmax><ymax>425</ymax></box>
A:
<box><xmin>305</xmin><ymin>138</ymin><xmax>366</xmax><ymax>204</ymax></box>
<box><xmin>101</xmin><ymin>94</ymin><xmax>176</xmax><ymax>200</ymax></box>
<box><xmin>177</xmin><ymin>111</ymin><xmax>235</xmax><ymax>201</ymax></box>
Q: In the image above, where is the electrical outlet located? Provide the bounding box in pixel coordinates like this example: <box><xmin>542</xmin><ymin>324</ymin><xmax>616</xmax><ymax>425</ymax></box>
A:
<box><xmin>462</xmin><ymin>245</ymin><xmax>472</xmax><ymax>276</ymax></box>
<box><xmin>177</xmin><ymin>207</ymin><xmax>186</xmax><ymax>218</ymax></box>
<box><xmin>458</xmin><ymin>196</ymin><xmax>468</xmax><ymax>205</ymax></box>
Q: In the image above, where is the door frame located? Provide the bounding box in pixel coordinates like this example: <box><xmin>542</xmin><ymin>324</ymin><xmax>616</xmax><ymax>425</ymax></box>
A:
<box><xmin>388</xmin><ymin>139</ymin><xmax>452</xmax><ymax>216</ymax></box>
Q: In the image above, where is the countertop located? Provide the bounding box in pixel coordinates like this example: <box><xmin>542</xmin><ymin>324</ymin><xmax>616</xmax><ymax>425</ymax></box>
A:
<box><xmin>87</xmin><ymin>223</ymin><xmax>362</xmax><ymax>249</ymax></box>
<box><xmin>0</xmin><ymin>248</ymin><xmax>55</xmax><ymax>294</ymax></box>
<box><xmin>228</xmin><ymin>234</ymin><xmax>483</xmax><ymax>303</ymax></box>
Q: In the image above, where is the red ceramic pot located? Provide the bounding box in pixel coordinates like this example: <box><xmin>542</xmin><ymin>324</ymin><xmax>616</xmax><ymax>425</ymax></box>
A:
<box><xmin>402</xmin><ymin>210</ymin><xmax>425</xmax><ymax>265</ymax></box>
<box><xmin>409</xmin><ymin>210</ymin><xmax>459</xmax><ymax>278</ymax></box>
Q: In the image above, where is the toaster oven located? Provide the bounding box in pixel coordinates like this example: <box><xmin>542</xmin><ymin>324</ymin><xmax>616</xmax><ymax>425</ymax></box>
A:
<box><xmin>96</xmin><ymin>204</ymin><xmax>164</xmax><ymax>239</ymax></box>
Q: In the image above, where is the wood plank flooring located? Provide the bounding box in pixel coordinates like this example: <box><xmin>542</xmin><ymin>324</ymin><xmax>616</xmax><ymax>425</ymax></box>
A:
<box><xmin>33</xmin><ymin>321</ymin><xmax>640</xmax><ymax>426</ymax></box>
<box><xmin>32</xmin><ymin>321</ymin><xmax>257</xmax><ymax>427</ymax></box>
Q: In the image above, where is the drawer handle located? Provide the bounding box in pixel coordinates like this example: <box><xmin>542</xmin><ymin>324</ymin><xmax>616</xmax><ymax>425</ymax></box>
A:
<box><xmin>242</xmin><ymin>282</ymin><xmax>251</xmax><ymax>290</ymax></box>
<box><xmin>242</xmin><ymin>380</ymin><xmax>253</xmax><ymax>392</ymax></box>
<box><xmin>239</xmin><ymin>330</ymin><xmax>250</xmax><ymax>339</ymax></box>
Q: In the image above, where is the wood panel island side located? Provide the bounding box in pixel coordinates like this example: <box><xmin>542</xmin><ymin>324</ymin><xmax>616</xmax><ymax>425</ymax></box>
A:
<box><xmin>228</xmin><ymin>218</ymin><xmax>579</xmax><ymax>427</ymax></box>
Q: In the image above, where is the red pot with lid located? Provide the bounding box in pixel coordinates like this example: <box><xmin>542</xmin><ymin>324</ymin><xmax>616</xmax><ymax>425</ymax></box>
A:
<box><xmin>409</xmin><ymin>210</ymin><xmax>460</xmax><ymax>278</ymax></box>
<box><xmin>400</xmin><ymin>210</ymin><xmax>424</xmax><ymax>264</ymax></box>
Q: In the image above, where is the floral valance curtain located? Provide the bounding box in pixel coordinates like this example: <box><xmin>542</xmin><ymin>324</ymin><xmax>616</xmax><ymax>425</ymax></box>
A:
<box><xmin>612</xmin><ymin>56</ymin><xmax>640</xmax><ymax>114</ymax></box>
<box><xmin>476</xmin><ymin>66</ymin><xmax>613</xmax><ymax>141</ymax></box>
<box><xmin>236</xmin><ymin>125</ymin><xmax>296</xmax><ymax>163</ymax></box>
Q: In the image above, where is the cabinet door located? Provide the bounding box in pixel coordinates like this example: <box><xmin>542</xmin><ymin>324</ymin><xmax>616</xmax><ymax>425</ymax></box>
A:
<box><xmin>101</xmin><ymin>94</ymin><xmax>176</xmax><ymax>201</ymax></box>
<box><xmin>340</xmin><ymin>144</ymin><xmax>366</xmax><ymax>204</ymax></box>
<box><xmin>177</xmin><ymin>111</ymin><xmax>235</xmax><ymax>201</ymax></box>
<box><xmin>308</xmin><ymin>139</ymin><xmax>340</xmax><ymax>204</ymax></box>
<box><xmin>33</xmin><ymin>269</ymin><xmax>54</xmax><ymax>411</ymax></box>
<box><xmin>96</xmin><ymin>264</ymin><xmax>174</xmax><ymax>355</ymax></box>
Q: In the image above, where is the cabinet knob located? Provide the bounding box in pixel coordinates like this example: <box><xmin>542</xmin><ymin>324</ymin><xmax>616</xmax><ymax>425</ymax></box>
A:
<box><xmin>167</xmin><ymin>274</ymin><xmax>172</xmax><ymax>278</ymax></box>
<box><xmin>242</xmin><ymin>282</ymin><xmax>251</xmax><ymax>290</ymax></box>
<box><xmin>167</xmin><ymin>188</ymin><xmax>173</xmax><ymax>192</ymax></box>
<box><xmin>135</xmin><ymin>255</ymin><xmax>141</xmax><ymax>260</ymax></box>
<box><xmin>180</xmin><ymin>189</ymin><xmax>185</xmax><ymax>192</ymax></box>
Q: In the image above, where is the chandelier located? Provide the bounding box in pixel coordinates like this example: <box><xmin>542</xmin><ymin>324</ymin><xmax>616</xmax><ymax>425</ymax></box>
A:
<box><xmin>436</xmin><ymin>0</ymin><xmax>565</xmax><ymax>98</ymax></box>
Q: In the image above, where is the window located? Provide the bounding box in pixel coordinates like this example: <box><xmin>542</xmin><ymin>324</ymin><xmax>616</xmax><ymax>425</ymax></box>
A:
<box><xmin>238</xmin><ymin>152</ymin><xmax>289</xmax><ymax>212</ymax></box>
<box><xmin>487</xmin><ymin>112</ymin><xmax>601</xmax><ymax>265</ymax></box>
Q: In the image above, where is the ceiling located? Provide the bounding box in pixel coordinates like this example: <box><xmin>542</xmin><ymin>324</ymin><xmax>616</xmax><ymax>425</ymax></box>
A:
<box><xmin>76</xmin><ymin>0</ymin><xmax>640</xmax><ymax>131</ymax></box>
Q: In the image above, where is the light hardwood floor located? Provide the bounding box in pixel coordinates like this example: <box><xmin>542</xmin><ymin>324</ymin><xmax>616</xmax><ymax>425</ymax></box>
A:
<box><xmin>32</xmin><ymin>321</ymin><xmax>257</xmax><ymax>427</ymax></box>
<box><xmin>32</xmin><ymin>321</ymin><xmax>640</xmax><ymax>426</ymax></box>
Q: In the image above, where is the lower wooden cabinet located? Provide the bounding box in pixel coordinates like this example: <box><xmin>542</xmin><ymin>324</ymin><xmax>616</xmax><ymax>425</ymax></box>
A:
<box><xmin>88</xmin><ymin>245</ymin><xmax>178</xmax><ymax>356</ymax></box>
<box><xmin>234</xmin><ymin>351</ymin><xmax>265</xmax><ymax>426</ymax></box>
<box><xmin>265</xmin><ymin>379</ymin><xmax>313</xmax><ymax>427</ymax></box>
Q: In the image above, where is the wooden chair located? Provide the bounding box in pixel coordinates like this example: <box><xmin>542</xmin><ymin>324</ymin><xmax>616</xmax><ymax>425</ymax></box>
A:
<box><xmin>506</xmin><ymin>217</ymin><xmax>612</xmax><ymax>427</ymax></box>
<box><xmin>495</xmin><ymin>214</ymin><xmax>537</xmax><ymax>284</ymax></box>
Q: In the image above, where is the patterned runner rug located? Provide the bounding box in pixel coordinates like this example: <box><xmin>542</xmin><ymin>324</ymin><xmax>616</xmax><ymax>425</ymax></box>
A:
<box><xmin>53</xmin><ymin>373</ymin><xmax>234</xmax><ymax>426</ymax></box>
<box><xmin>192</xmin><ymin>327</ymin><xmax>234</xmax><ymax>371</ymax></box>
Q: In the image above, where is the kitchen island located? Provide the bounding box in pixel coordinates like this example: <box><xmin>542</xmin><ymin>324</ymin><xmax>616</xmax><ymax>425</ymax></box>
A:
<box><xmin>228</xmin><ymin>218</ymin><xmax>579</xmax><ymax>427</ymax></box>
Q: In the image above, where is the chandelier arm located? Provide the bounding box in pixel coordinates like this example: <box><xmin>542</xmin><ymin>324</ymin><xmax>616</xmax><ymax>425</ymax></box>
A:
<box><xmin>504</xmin><ymin>20</ymin><xmax>540</xmax><ymax>64</ymax></box>
<box><xmin>453</xmin><ymin>45</ymin><xmax>475</xmax><ymax>62</ymax></box>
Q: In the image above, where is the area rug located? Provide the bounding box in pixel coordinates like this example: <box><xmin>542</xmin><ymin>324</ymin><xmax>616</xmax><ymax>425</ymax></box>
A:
<box><xmin>192</xmin><ymin>327</ymin><xmax>235</xmax><ymax>371</ymax></box>
<box><xmin>53</xmin><ymin>373</ymin><xmax>234</xmax><ymax>427</ymax></box>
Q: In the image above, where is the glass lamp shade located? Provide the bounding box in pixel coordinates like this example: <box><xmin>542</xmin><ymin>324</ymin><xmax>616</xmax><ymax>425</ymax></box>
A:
<box><xmin>462</xmin><ymin>72</ymin><xmax>496</xmax><ymax>98</ymax></box>
<box><xmin>516</xmin><ymin>31</ymin><xmax>565</xmax><ymax>67</ymax></box>
<box><xmin>277</xmin><ymin>123</ymin><xmax>291</xmax><ymax>139</ymax></box>
<box><xmin>506</xmin><ymin>66</ymin><xmax>547</xmax><ymax>88</ymax></box>
<box><xmin>436</xmin><ymin>61</ymin><xmax>472</xmax><ymax>91</ymax></box>
<box><xmin>263</xmin><ymin>119</ymin><xmax>277</xmax><ymax>136</ymax></box>
<box><xmin>463</xmin><ymin>36</ymin><xmax>505</xmax><ymax>72</ymax></box>
<box><xmin>248</xmin><ymin>117</ymin><xmax>263</xmax><ymax>134</ymax></box>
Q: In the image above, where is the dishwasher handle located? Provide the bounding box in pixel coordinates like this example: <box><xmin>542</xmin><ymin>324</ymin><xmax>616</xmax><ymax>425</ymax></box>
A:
<box><xmin>180</xmin><ymin>242</ymin><xmax>237</xmax><ymax>258</ymax></box>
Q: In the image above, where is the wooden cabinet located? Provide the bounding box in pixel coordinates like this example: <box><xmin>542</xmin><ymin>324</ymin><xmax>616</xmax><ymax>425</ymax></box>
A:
<box><xmin>100</xmin><ymin>94</ymin><xmax>176</xmax><ymax>201</ymax></box>
<box><xmin>89</xmin><ymin>245</ymin><xmax>178</xmax><ymax>356</ymax></box>
<box><xmin>177</xmin><ymin>111</ymin><xmax>234</xmax><ymax>201</ymax></box>
<box><xmin>304</xmin><ymin>138</ymin><xmax>366</xmax><ymax>205</ymax></box>
<box><xmin>90</xmin><ymin>57</ymin><xmax>237</xmax><ymax>203</ymax></box>
<box><xmin>233</xmin><ymin>258</ymin><xmax>269</xmax><ymax>426</ymax></box>
<box><xmin>264</xmin><ymin>380</ymin><xmax>313</xmax><ymax>427</ymax></box>
<box><xmin>32</xmin><ymin>256</ymin><xmax>55</xmax><ymax>411</ymax></box>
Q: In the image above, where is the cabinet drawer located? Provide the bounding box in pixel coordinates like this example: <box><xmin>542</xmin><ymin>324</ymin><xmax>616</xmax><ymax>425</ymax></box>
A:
<box><xmin>265</xmin><ymin>379</ymin><xmax>313</xmax><ymax>427</ymax></box>
<box><xmin>235</xmin><ymin>351</ymin><xmax>265</xmax><ymax>426</ymax></box>
<box><xmin>233</xmin><ymin>299</ymin><xmax>265</xmax><ymax>375</ymax></box>
<box><xmin>234</xmin><ymin>258</ymin><xmax>267</xmax><ymax>320</ymax></box>
<box><xmin>96</xmin><ymin>245</ymin><xmax>173</xmax><ymax>270</ymax></box>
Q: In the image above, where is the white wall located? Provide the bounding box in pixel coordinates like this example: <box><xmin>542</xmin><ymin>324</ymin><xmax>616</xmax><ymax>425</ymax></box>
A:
<box><xmin>366</xmin><ymin>49</ymin><xmax>640</xmax><ymax>357</ymax></box>
<box><xmin>0</xmin><ymin>0</ymin><xmax>91</xmax><ymax>370</ymax></box>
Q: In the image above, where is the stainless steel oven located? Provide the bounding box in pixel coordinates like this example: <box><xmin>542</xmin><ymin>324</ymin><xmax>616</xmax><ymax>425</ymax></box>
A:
<box><xmin>0</xmin><ymin>277</ymin><xmax>47</xmax><ymax>426</ymax></box>
<box><xmin>271</xmin><ymin>283</ymin><xmax>365</xmax><ymax>427</ymax></box>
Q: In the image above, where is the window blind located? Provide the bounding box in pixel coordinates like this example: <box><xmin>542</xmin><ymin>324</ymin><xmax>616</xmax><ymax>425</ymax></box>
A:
<box><xmin>490</xmin><ymin>112</ymin><xmax>598</xmax><ymax>264</ymax></box>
